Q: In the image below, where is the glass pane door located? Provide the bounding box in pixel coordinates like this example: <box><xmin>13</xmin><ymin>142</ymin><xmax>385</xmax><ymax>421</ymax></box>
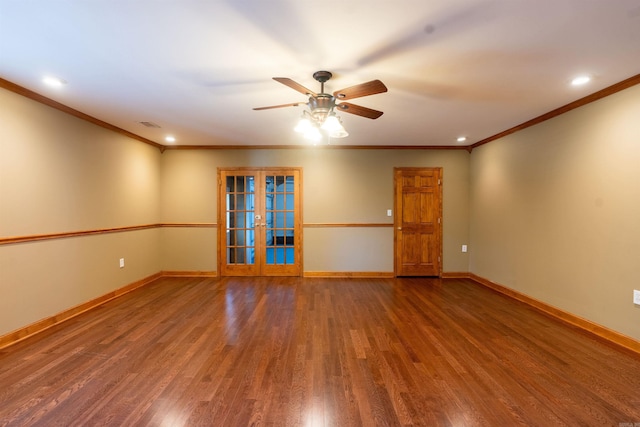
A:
<box><xmin>219</xmin><ymin>169</ymin><xmax>301</xmax><ymax>277</ymax></box>
<box><xmin>265</xmin><ymin>175</ymin><xmax>295</xmax><ymax>266</ymax></box>
<box><xmin>221</xmin><ymin>173</ymin><xmax>259</xmax><ymax>276</ymax></box>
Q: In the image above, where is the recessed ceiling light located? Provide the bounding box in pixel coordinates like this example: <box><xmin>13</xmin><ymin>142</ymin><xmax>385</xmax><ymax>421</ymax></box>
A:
<box><xmin>42</xmin><ymin>76</ymin><xmax>67</xmax><ymax>87</ymax></box>
<box><xmin>571</xmin><ymin>75</ymin><xmax>591</xmax><ymax>86</ymax></box>
<box><xmin>457</xmin><ymin>136</ymin><xmax>467</xmax><ymax>142</ymax></box>
<box><xmin>165</xmin><ymin>135</ymin><xmax>176</xmax><ymax>143</ymax></box>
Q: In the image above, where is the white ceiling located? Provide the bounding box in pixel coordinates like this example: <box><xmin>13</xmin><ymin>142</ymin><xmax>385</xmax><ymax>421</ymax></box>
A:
<box><xmin>1</xmin><ymin>0</ymin><xmax>639</xmax><ymax>147</ymax></box>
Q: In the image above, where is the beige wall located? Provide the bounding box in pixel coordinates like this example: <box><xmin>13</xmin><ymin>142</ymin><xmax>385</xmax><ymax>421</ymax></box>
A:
<box><xmin>0</xmin><ymin>88</ymin><xmax>162</xmax><ymax>336</ymax></box>
<box><xmin>4</xmin><ymin>78</ymin><xmax>638</xmax><ymax>344</ymax></box>
<box><xmin>159</xmin><ymin>148</ymin><xmax>470</xmax><ymax>273</ymax></box>
<box><xmin>469</xmin><ymin>84</ymin><xmax>640</xmax><ymax>341</ymax></box>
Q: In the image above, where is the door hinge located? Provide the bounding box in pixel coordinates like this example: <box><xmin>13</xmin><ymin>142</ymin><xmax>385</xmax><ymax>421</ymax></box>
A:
<box><xmin>438</xmin><ymin>179</ymin><xmax>441</xmax><ymax>185</ymax></box>
<box><xmin>438</xmin><ymin>218</ymin><xmax>441</xmax><ymax>224</ymax></box>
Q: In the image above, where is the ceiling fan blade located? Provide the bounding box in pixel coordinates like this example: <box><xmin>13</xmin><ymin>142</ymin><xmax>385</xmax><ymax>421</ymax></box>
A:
<box><xmin>273</xmin><ymin>77</ymin><xmax>317</xmax><ymax>97</ymax></box>
<box><xmin>335</xmin><ymin>102</ymin><xmax>384</xmax><ymax>119</ymax></box>
<box><xmin>253</xmin><ymin>102</ymin><xmax>305</xmax><ymax>111</ymax></box>
<box><xmin>333</xmin><ymin>80</ymin><xmax>388</xmax><ymax>100</ymax></box>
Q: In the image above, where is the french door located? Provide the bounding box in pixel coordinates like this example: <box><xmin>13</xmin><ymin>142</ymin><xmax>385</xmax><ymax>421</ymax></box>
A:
<box><xmin>218</xmin><ymin>168</ymin><xmax>302</xmax><ymax>276</ymax></box>
<box><xmin>394</xmin><ymin>167</ymin><xmax>442</xmax><ymax>277</ymax></box>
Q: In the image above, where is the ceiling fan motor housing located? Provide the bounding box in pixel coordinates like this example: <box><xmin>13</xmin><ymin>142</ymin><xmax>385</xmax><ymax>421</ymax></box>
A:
<box><xmin>308</xmin><ymin>94</ymin><xmax>334</xmax><ymax>122</ymax></box>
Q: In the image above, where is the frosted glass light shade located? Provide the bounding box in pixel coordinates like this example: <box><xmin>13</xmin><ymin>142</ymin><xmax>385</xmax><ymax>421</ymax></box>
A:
<box><xmin>294</xmin><ymin>117</ymin><xmax>312</xmax><ymax>133</ymax></box>
<box><xmin>329</xmin><ymin>128</ymin><xmax>349</xmax><ymax>138</ymax></box>
<box><xmin>304</xmin><ymin>126</ymin><xmax>322</xmax><ymax>142</ymax></box>
<box><xmin>321</xmin><ymin>114</ymin><xmax>342</xmax><ymax>132</ymax></box>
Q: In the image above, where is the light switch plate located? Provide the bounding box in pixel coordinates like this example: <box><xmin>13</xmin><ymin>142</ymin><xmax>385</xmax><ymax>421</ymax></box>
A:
<box><xmin>634</xmin><ymin>289</ymin><xmax>640</xmax><ymax>305</ymax></box>
<box><xmin>462</xmin><ymin>245</ymin><xmax>468</xmax><ymax>253</ymax></box>
<box><xmin>119</xmin><ymin>258</ymin><xmax>125</xmax><ymax>268</ymax></box>
<box><xmin>387</xmin><ymin>209</ymin><xmax>392</xmax><ymax>217</ymax></box>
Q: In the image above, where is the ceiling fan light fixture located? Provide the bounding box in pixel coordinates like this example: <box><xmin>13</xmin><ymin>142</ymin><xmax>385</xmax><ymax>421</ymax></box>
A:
<box><xmin>304</xmin><ymin>126</ymin><xmax>322</xmax><ymax>142</ymax></box>
<box><xmin>322</xmin><ymin>113</ymin><xmax>348</xmax><ymax>138</ymax></box>
<box><xmin>294</xmin><ymin>116</ymin><xmax>312</xmax><ymax>133</ymax></box>
<box><xmin>255</xmin><ymin>71</ymin><xmax>386</xmax><ymax>144</ymax></box>
<box><xmin>320</xmin><ymin>113</ymin><xmax>343</xmax><ymax>132</ymax></box>
<box><xmin>329</xmin><ymin>128</ymin><xmax>349</xmax><ymax>139</ymax></box>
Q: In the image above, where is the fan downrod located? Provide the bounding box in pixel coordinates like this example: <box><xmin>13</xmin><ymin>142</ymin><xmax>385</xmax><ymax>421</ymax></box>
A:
<box><xmin>313</xmin><ymin>71</ymin><xmax>332</xmax><ymax>94</ymax></box>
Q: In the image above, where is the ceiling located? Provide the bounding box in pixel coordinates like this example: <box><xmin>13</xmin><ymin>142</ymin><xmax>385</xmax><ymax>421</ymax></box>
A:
<box><xmin>1</xmin><ymin>1</ymin><xmax>639</xmax><ymax>148</ymax></box>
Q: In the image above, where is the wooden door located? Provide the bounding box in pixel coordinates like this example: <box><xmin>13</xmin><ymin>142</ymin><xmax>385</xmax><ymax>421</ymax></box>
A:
<box><xmin>394</xmin><ymin>168</ymin><xmax>442</xmax><ymax>277</ymax></box>
<box><xmin>219</xmin><ymin>168</ymin><xmax>302</xmax><ymax>277</ymax></box>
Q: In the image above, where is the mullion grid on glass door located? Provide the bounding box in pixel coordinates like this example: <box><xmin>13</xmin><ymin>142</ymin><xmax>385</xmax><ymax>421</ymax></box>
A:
<box><xmin>225</xmin><ymin>175</ymin><xmax>255</xmax><ymax>265</ymax></box>
<box><xmin>265</xmin><ymin>175</ymin><xmax>295</xmax><ymax>265</ymax></box>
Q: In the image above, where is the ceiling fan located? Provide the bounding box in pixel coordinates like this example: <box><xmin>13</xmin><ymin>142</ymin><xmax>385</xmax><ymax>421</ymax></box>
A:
<box><xmin>253</xmin><ymin>71</ymin><xmax>387</xmax><ymax>140</ymax></box>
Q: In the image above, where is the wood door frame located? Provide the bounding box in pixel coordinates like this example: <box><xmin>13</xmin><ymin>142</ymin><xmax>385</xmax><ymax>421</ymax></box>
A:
<box><xmin>217</xmin><ymin>167</ymin><xmax>303</xmax><ymax>277</ymax></box>
<box><xmin>393</xmin><ymin>167</ymin><xmax>443</xmax><ymax>277</ymax></box>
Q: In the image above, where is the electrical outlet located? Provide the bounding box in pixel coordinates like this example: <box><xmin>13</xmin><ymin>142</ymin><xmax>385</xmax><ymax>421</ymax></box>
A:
<box><xmin>462</xmin><ymin>245</ymin><xmax>468</xmax><ymax>253</ymax></box>
<box><xmin>119</xmin><ymin>258</ymin><xmax>125</xmax><ymax>268</ymax></box>
<box><xmin>634</xmin><ymin>290</ymin><xmax>640</xmax><ymax>305</ymax></box>
<box><xmin>386</xmin><ymin>209</ymin><xmax>392</xmax><ymax>217</ymax></box>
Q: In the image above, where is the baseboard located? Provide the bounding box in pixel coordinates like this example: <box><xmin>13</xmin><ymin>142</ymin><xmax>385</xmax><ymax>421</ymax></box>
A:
<box><xmin>161</xmin><ymin>270</ymin><xmax>217</xmax><ymax>277</ymax></box>
<box><xmin>441</xmin><ymin>272</ymin><xmax>470</xmax><ymax>278</ymax></box>
<box><xmin>0</xmin><ymin>272</ymin><xmax>162</xmax><ymax>350</ymax></box>
<box><xmin>467</xmin><ymin>273</ymin><xmax>640</xmax><ymax>356</ymax></box>
<box><xmin>303</xmin><ymin>271</ymin><xmax>394</xmax><ymax>278</ymax></box>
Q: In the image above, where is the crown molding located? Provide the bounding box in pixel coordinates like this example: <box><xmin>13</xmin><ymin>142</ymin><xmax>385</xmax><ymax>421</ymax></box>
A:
<box><xmin>4</xmin><ymin>74</ymin><xmax>638</xmax><ymax>153</ymax></box>
<box><xmin>470</xmin><ymin>73</ymin><xmax>640</xmax><ymax>151</ymax></box>
<box><xmin>0</xmin><ymin>78</ymin><xmax>163</xmax><ymax>150</ymax></box>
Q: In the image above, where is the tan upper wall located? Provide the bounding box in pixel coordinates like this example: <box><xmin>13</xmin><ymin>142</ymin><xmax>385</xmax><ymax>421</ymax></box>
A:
<box><xmin>469</xmin><ymin>83</ymin><xmax>640</xmax><ymax>341</ymax></box>
<box><xmin>0</xmin><ymin>88</ymin><xmax>161</xmax><ymax>236</ymax></box>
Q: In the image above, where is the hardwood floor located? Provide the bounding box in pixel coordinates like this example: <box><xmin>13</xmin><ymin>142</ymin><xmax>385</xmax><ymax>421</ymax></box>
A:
<box><xmin>1</xmin><ymin>277</ymin><xmax>639</xmax><ymax>426</ymax></box>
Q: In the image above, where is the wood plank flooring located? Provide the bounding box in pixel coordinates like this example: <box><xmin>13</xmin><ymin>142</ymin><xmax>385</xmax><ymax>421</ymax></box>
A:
<box><xmin>1</xmin><ymin>277</ymin><xmax>639</xmax><ymax>426</ymax></box>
